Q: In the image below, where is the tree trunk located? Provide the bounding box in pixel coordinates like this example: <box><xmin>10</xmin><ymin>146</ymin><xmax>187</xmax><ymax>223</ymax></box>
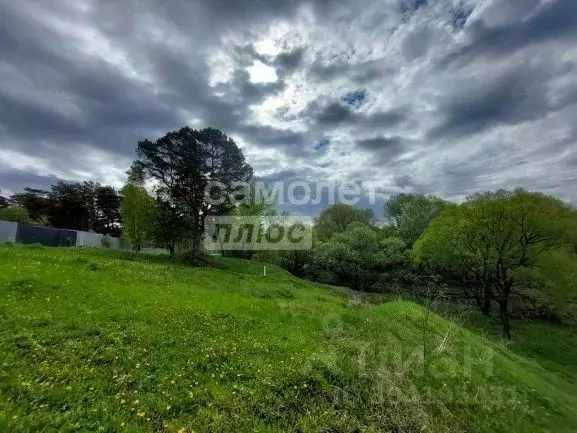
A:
<box><xmin>499</xmin><ymin>300</ymin><xmax>511</xmax><ymax>339</ymax></box>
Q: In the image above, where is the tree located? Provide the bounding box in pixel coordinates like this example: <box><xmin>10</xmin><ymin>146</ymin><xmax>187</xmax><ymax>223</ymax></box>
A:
<box><xmin>95</xmin><ymin>186</ymin><xmax>121</xmax><ymax>236</ymax></box>
<box><xmin>376</xmin><ymin>236</ymin><xmax>413</xmax><ymax>285</ymax></box>
<box><xmin>9</xmin><ymin>182</ymin><xmax>121</xmax><ymax>234</ymax></box>
<box><xmin>49</xmin><ymin>182</ymin><xmax>92</xmax><ymax>231</ymax></box>
<box><xmin>414</xmin><ymin>189</ymin><xmax>573</xmax><ymax>338</ymax></box>
<box><xmin>220</xmin><ymin>180</ymin><xmax>279</xmax><ymax>258</ymax></box>
<box><xmin>314</xmin><ymin>223</ymin><xmax>381</xmax><ymax>290</ymax></box>
<box><xmin>9</xmin><ymin>187</ymin><xmax>51</xmax><ymax>221</ymax></box>
<box><xmin>315</xmin><ymin>204</ymin><xmax>374</xmax><ymax>242</ymax></box>
<box><xmin>0</xmin><ymin>206</ymin><xmax>34</xmax><ymax>224</ymax></box>
<box><xmin>384</xmin><ymin>193</ymin><xmax>446</xmax><ymax>246</ymax></box>
<box><xmin>384</xmin><ymin>193</ymin><xmax>415</xmax><ymax>228</ymax></box>
<box><xmin>152</xmin><ymin>198</ymin><xmax>189</xmax><ymax>256</ymax></box>
<box><xmin>135</xmin><ymin>127</ymin><xmax>253</xmax><ymax>251</ymax></box>
<box><xmin>120</xmin><ymin>183</ymin><xmax>156</xmax><ymax>251</ymax></box>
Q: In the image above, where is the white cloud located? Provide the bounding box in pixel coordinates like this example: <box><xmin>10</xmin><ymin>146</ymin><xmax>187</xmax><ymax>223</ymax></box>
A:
<box><xmin>247</xmin><ymin>61</ymin><xmax>278</xmax><ymax>84</ymax></box>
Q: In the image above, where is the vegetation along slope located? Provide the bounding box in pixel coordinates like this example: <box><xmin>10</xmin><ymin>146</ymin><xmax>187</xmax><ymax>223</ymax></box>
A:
<box><xmin>1</xmin><ymin>244</ymin><xmax>576</xmax><ymax>432</ymax></box>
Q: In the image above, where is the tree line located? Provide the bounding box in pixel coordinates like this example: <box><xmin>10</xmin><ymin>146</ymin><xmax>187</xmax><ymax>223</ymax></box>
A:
<box><xmin>253</xmin><ymin>192</ymin><xmax>577</xmax><ymax>339</ymax></box>
<box><xmin>0</xmin><ymin>127</ymin><xmax>253</xmax><ymax>256</ymax></box>
<box><xmin>2</xmin><ymin>125</ymin><xmax>576</xmax><ymax>338</ymax></box>
<box><xmin>0</xmin><ymin>183</ymin><xmax>121</xmax><ymax>235</ymax></box>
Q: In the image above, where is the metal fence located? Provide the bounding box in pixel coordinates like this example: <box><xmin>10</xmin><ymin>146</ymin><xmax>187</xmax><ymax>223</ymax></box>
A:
<box><xmin>0</xmin><ymin>220</ymin><xmax>167</xmax><ymax>254</ymax></box>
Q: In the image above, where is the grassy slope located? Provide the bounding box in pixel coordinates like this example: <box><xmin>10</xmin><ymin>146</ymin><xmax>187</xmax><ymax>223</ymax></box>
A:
<box><xmin>0</xmin><ymin>245</ymin><xmax>576</xmax><ymax>433</ymax></box>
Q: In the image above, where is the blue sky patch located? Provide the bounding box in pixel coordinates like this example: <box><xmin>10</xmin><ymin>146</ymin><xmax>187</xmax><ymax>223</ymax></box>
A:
<box><xmin>313</xmin><ymin>137</ymin><xmax>331</xmax><ymax>152</ymax></box>
<box><xmin>342</xmin><ymin>89</ymin><xmax>367</xmax><ymax>108</ymax></box>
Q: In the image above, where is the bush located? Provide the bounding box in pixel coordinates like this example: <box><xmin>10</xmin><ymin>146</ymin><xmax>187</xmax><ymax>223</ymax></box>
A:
<box><xmin>0</xmin><ymin>206</ymin><xmax>33</xmax><ymax>224</ymax></box>
<box><xmin>314</xmin><ymin>224</ymin><xmax>381</xmax><ymax>291</ymax></box>
<box><xmin>374</xmin><ymin>237</ymin><xmax>416</xmax><ymax>289</ymax></box>
<box><xmin>100</xmin><ymin>235</ymin><xmax>113</xmax><ymax>248</ymax></box>
<box><xmin>175</xmin><ymin>249</ymin><xmax>217</xmax><ymax>267</ymax></box>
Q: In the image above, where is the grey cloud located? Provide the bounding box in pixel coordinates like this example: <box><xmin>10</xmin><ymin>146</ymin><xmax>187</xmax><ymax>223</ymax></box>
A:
<box><xmin>356</xmin><ymin>136</ymin><xmax>404</xmax><ymax>150</ymax></box>
<box><xmin>394</xmin><ymin>174</ymin><xmax>414</xmax><ymax>189</ymax></box>
<box><xmin>303</xmin><ymin>99</ymin><xmax>409</xmax><ymax>130</ymax></box>
<box><xmin>274</xmin><ymin>47</ymin><xmax>306</xmax><ymax>74</ymax></box>
<box><xmin>402</xmin><ymin>26</ymin><xmax>434</xmax><ymax>60</ymax></box>
<box><xmin>1</xmin><ymin>0</ymin><xmax>576</xmax><ymax>211</ymax></box>
<box><xmin>0</xmin><ymin>166</ymin><xmax>69</xmax><ymax>194</ymax></box>
<box><xmin>443</xmin><ymin>0</ymin><xmax>577</xmax><ymax>66</ymax></box>
<box><xmin>236</xmin><ymin>125</ymin><xmax>308</xmax><ymax>158</ymax></box>
<box><xmin>429</xmin><ymin>67</ymin><xmax>550</xmax><ymax>140</ymax></box>
<box><xmin>0</xmin><ymin>0</ymin><xmax>294</xmax><ymax>163</ymax></box>
<box><xmin>356</xmin><ymin>136</ymin><xmax>407</xmax><ymax>165</ymax></box>
<box><xmin>309</xmin><ymin>58</ymin><xmax>395</xmax><ymax>84</ymax></box>
<box><xmin>309</xmin><ymin>102</ymin><xmax>355</xmax><ymax>125</ymax></box>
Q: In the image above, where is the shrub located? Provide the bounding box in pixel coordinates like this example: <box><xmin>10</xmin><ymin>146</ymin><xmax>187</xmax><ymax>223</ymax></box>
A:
<box><xmin>175</xmin><ymin>249</ymin><xmax>217</xmax><ymax>267</ymax></box>
<box><xmin>100</xmin><ymin>235</ymin><xmax>113</xmax><ymax>248</ymax></box>
<box><xmin>0</xmin><ymin>206</ymin><xmax>33</xmax><ymax>224</ymax></box>
<box><xmin>314</xmin><ymin>224</ymin><xmax>381</xmax><ymax>291</ymax></box>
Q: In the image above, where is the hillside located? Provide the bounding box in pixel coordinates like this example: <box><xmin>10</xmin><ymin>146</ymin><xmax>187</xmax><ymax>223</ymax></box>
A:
<box><xmin>0</xmin><ymin>245</ymin><xmax>576</xmax><ymax>432</ymax></box>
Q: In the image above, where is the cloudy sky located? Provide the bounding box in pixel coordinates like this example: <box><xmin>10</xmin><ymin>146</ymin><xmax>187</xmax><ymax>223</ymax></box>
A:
<box><xmin>1</xmin><ymin>0</ymin><xmax>576</xmax><ymax>216</ymax></box>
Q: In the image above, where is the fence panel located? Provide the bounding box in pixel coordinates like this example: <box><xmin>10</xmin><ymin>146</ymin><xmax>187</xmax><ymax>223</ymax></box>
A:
<box><xmin>16</xmin><ymin>224</ymin><xmax>60</xmax><ymax>246</ymax></box>
<box><xmin>58</xmin><ymin>229</ymin><xmax>78</xmax><ymax>247</ymax></box>
<box><xmin>0</xmin><ymin>221</ymin><xmax>18</xmax><ymax>243</ymax></box>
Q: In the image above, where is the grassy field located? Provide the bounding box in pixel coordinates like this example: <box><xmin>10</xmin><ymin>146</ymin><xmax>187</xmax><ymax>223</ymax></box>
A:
<box><xmin>1</xmin><ymin>244</ymin><xmax>576</xmax><ymax>432</ymax></box>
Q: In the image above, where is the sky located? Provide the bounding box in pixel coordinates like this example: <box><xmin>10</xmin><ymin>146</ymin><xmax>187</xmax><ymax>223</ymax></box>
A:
<box><xmin>1</xmin><ymin>0</ymin><xmax>576</xmax><ymax>217</ymax></box>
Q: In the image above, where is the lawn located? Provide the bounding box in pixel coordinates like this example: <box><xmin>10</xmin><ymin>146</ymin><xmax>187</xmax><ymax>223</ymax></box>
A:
<box><xmin>0</xmin><ymin>244</ymin><xmax>576</xmax><ymax>432</ymax></box>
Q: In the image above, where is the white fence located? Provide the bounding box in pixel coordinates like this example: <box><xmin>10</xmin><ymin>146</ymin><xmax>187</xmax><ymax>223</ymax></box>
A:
<box><xmin>0</xmin><ymin>221</ymin><xmax>17</xmax><ymax>243</ymax></box>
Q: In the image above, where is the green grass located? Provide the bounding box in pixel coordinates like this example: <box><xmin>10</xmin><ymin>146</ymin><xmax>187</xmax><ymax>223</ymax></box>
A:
<box><xmin>1</xmin><ymin>244</ymin><xmax>576</xmax><ymax>432</ymax></box>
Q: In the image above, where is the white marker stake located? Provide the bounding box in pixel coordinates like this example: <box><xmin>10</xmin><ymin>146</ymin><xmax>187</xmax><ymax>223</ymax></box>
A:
<box><xmin>263</xmin><ymin>265</ymin><xmax>267</xmax><ymax>277</ymax></box>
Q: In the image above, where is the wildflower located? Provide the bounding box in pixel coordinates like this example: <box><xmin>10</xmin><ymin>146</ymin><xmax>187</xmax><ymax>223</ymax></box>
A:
<box><xmin>137</xmin><ymin>411</ymin><xmax>145</xmax><ymax>417</ymax></box>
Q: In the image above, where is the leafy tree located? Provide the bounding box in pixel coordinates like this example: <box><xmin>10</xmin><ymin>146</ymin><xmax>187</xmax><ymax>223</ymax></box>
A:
<box><xmin>95</xmin><ymin>186</ymin><xmax>121</xmax><ymax>236</ymax></box>
<box><xmin>9</xmin><ymin>187</ymin><xmax>51</xmax><ymax>221</ymax></box>
<box><xmin>384</xmin><ymin>193</ymin><xmax>446</xmax><ymax>246</ymax></box>
<box><xmin>49</xmin><ymin>182</ymin><xmax>92</xmax><ymax>231</ymax></box>
<box><xmin>384</xmin><ymin>193</ymin><xmax>415</xmax><ymax>228</ymax></box>
<box><xmin>152</xmin><ymin>198</ymin><xmax>189</xmax><ymax>256</ymax></box>
<box><xmin>0</xmin><ymin>206</ymin><xmax>34</xmax><ymax>224</ymax></box>
<box><xmin>11</xmin><ymin>182</ymin><xmax>121</xmax><ymax>234</ymax></box>
<box><xmin>315</xmin><ymin>204</ymin><xmax>374</xmax><ymax>242</ymax></box>
<box><xmin>376</xmin><ymin>236</ymin><xmax>413</xmax><ymax>285</ymax></box>
<box><xmin>135</xmin><ymin>127</ymin><xmax>253</xmax><ymax>251</ymax></box>
<box><xmin>120</xmin><ymin>183</ymin><xmax>156</xmax><ymax>251</ymax></box>
<box><xmin>414</xmin><ymin>189</ymin><xmax>573</xmax><ymax>338</ymax></box>
<box><xmin>314</xmin><ymin>223</ymin><xmax>381</xmax><ymax>290</ymax></box>
<box><xmin>376</xmin><ymin>224</ymin><xmax>400</xmax><ymax>240</ymax></box>
<box><xmin>220</xmin><ymin>180</ymin><xmax>280</xmax><ymax>258</ymax></box>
